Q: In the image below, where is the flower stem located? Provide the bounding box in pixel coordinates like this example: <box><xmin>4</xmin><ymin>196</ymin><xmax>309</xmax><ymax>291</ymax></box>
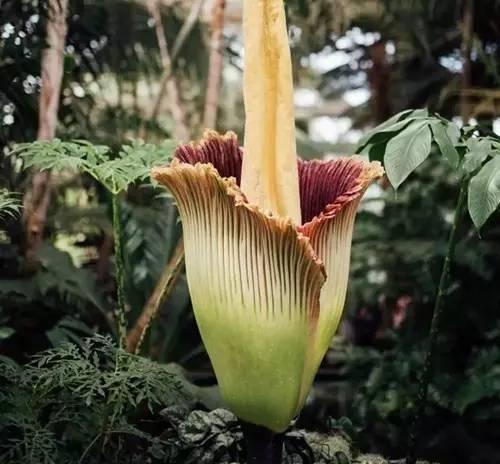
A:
<box><xmin>241</xmin><ymin>421</ymin><xmax>284</xmax><ymax>464</ymax></box>
<box><xmin>406</xmin><ymin>179</ymin><xmax>468</xmax><ymax>464</ymax></box>
<box><xmin>111</xmin><ymin>193</ymin><xmax>127</xmax><ymax>350</ymax></box>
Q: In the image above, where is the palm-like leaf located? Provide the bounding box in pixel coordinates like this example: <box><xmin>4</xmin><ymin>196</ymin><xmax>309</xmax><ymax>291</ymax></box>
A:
<box><xmin>0</xmin><ymin>190</ymin><xmax>22</xmax><ymax>220</ymax></box>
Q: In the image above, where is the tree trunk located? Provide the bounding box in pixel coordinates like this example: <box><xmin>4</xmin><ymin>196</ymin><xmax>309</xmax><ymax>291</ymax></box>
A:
<box><xmin>368</xmin><ymin>39</ymin><xmax>391</xmax><ymax>124</ymax></box>
<box><xmin>23</xmin><ymin>0</ymin><xmax>68</xmax><ymax>270</ymax></box>
<box><xmin>203</xmin><ymin>0</ymin><xmax>226</xmax><ymax>129</ymax></box>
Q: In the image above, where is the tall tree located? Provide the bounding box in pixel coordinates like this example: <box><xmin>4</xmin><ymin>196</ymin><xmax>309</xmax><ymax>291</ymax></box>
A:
<box><xmin>22</xmin><ymin>0</ymin><xmax>69</xmax><ymax>270</ymax></box>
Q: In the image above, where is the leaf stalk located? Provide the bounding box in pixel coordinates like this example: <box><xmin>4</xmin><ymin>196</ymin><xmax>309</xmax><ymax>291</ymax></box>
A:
<box><xmin>406</xmin><ymin>178</ymin><xmax>468</xmax><ymax>464</ymax></box>
<box><xmin>112</xmin><ymin>193</ymin><xmax>127</xmax><ymax>349</ymax></box>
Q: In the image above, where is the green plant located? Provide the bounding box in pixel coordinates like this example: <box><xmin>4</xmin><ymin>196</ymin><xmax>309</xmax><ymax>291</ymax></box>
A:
<box><xmin>0</xmin><ymin>242</ymin><xmax>111</xmax><ymax>352</ymax></box>
<box><xmin>149</xmin><ymin>0</ymin><xmax>385</xmax><ymax>458</ymax></box>
<box><xmin>13</xmin><ymin>139</ymin><xmax>176</xmax><ymax>348</ymax></box>
<box><xmin>15</xmin><ymin>139</ymin><xmax>176</xmax><ymax>196</ymax></box>
<box><xmin>358</xmin><ymin>109</ymin><xmax>500</xmax><ymax>228</ymax></box>
<box><xmin>356</xmin><ymin>109</ymin><xmax>500</xmax><ymax>463</ymax></box>
<box><xmin>0</xmin><ymin>190</ymin><xmax>22</xmax><ymax>221</ymax></box>
<box><xmin>0</xmin><ymin>335</ymin><xmax>190</xmax><ymax>464</ymax></box>
<box><xmin>120</xmin><ymin>199</ymin><xmax>181</xmax><ymax>318</ymax></box>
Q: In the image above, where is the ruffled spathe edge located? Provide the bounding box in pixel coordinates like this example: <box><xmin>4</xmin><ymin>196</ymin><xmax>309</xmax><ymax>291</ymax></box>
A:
<box><xmin>174</xmin><ymin>130</ymin><xmax>243</xmax><ymax>185</ymax></box>
<box><xmin>168</xmin><ymin>131</ymin><xmax>384</xmax><ymax>233</ymax></box>
<box><xmin>298</xmin><ymin>157</ymin><xmax>384</xmax><ymax>237</ymax></box>
<box><xmin>153</xmin><ymin>159</ymin><xmax>326</xmax><ymax>280</ymax></box>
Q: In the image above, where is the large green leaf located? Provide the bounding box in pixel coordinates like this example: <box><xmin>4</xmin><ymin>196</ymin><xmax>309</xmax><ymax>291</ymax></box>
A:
<box><xmin>431</xmin><ymin>122</ymin><xmax>459</xmax><ymax>168</ymax></box>
<box><xmin>462</xmin><ymin>138</ymin><xmax>495</xmax><ymax>174</ymax></box>
<box><xmin>468</xmin><ymin>156</ymin><xmax>500</xmax><ymax>229</ymax></box>
<box><xmin>356</xmin><ymin>109</ymin><xmax>427</xmax><ymax>151</ymax></box>
<box><xmin>361</xmin><ymin>142</ymin><xmax>388</xmax><ymax>163</ymax></box>
<box><xmin>384</xmin><ymin>120</ymin><xmax>433</xmax><ymax>189</ymax></box>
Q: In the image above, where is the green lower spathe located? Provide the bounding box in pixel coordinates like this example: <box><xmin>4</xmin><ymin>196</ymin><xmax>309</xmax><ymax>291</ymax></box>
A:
<box><xmin>195</xmin><ymin>307</ymin><xmax>312</xmax><ymax>432</ymax></box>
<box><xmin>152</xmin><ymin>161</ymin><xmax>324</xmax><ymax>432</ymax></box>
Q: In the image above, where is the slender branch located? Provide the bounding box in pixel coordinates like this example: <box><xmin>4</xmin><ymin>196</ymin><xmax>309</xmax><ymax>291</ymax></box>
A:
<box><xmin>112</xmin><ymin>194</ymin><xmax>127</xmax><ymax>350</ymax></box>
<box><xmin>368</xmin><ymin>39</ymin><xmax>391</xmax><ymax>124</ymax></box>
<box><xmin>145</xmin><ymin>0</ymin><xmax>190</xmax><ymax>141</ymax></box>
<box><xmin>203</xmin><ymin>0</ymin><xmax>226</xmax><ymax>129</ymax></box>
<box><xmin>147</xmin><ymin>0</ymin><xmax>204</xmax><ymax>126</ymax></box>
<box><xmin>406</xmin><ymin>179</ymin><xmax>468</xmax><ymax>464</ymax></box>
<box><xmin>149</xmin><ymin>0</ymin><xmax>170</xmax><ymax>67</ymax></box>
<box><xmin>126</xmin><ymin>238</ymin><xmax>185</xmax><ymax>354</ymax></box>
<box><xmin>460</xmin><ymin>0</ymin><xmax>474</xmax><ymax>122</ymax></box>
<box><xmin>130</xmin><ymin>0</ymin><xmax>203</xmax><ymax>350</ymax></box>
<box><xmin>171</xmin><ymin>0</ymin><xmax>205</xmax><ymax>60</ymax></box>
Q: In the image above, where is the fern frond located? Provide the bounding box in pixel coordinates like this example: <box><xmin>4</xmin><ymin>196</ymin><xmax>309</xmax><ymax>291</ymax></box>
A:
<box><xmin>14</xmin><ymin>139</ymin><xmax>110</xmax><ymax>172</ymax></box>
<box><xmin>1</xmin><ymin>423</ymin><xmax>59</xmax><ymax>464</ymax></box>
<box><xmin>95</xmin><ymin>140</ymin><xmax>177</xmax><ymax>194</ymax></box>
<box><xmin>25</xmin><ymin>335</ymin><xmax>187</xmax><ymax>420</ymax></box>
<box><xmin>14</xmin><ymin>139</ymin><xmax>176</xmax><ymax>194</ymax></box>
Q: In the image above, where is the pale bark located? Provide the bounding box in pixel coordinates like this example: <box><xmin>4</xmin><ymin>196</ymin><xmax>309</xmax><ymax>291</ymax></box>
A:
<box><xmin>23</xmin><ymin>0</ymin><xmax>68</xmax><ymax>269</ymax></box>
<box><xmin>146</xmin><ymin>0</ymin><xmax>204</xmax><ymax>134</ymax></box>
<box><xmin>202</xmin><ymin>0</ymin><xmax>226</xmax><ymax>129</ymax></box>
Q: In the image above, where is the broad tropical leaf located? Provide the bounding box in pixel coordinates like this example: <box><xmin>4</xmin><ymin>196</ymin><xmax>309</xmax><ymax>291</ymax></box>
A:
<box><xmin>384</xmin><ymin>120</ymin><xmax>433</xmax><ymax>189</ymax></box>
<box><xmin>431</xmin><ymin>122</ymin><xmax>460</xmax><ymax>168</ymax></box>
<box><xmin>468</xmin><ymin>156</ymin><xmax>500</xmax><ymax>229</ymax></box>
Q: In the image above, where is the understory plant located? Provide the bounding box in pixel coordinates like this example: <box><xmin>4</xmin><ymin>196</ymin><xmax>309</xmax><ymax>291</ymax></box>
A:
<box><xmin>0</xmin><ymin>190</ymin><xmax>22</xmax><ymax>221</ymax></box>
<box><xmin>0</xmin><ymin>335</ymin><xmax>190</xmax><ymax>463</ymax></box>
<box><xmin>13</xmin><ymin>138</ymin><xmax>176</xmax><ymax>349</ymax></box>
<box><xmin>357</xmin><ymin>109</ymin><xmax>500</xmax><ymax>463</ymax></box>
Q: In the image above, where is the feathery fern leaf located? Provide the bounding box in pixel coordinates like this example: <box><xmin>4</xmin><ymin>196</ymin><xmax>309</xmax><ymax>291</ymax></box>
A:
<box><xmin>0</xmin><ymin>335</ymin><xmax>191</xmax><ymax>463</ymax></box>
<box><xmin>14</xmin><ymin>139</ymin><xmax>176</xmax><ymax>194</ymax></box>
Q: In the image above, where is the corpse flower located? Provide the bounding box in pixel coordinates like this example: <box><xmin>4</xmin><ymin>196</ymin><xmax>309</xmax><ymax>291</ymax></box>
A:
<box><xmin>152</xmin><ymin>0</ymin><xmax>382</xmax><ymax>439</ymax></box>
